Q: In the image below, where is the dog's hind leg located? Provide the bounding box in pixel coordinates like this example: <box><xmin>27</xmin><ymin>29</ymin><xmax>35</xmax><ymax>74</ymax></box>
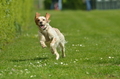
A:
<box><xmin>54</xmin><ymin>49</ymin><xmax>59</xmax><ymax>60</ymax></box>
<box><xmin>50</xmin><ymin>38</ymin><xmax>60</xmax><ymax>60</ymax></box>
<box><xmin>50</xmin><ymin>43</ymin><xmax>59</xmax><ymax>60</ymax></box>
<box><xmin>51</xmin><ymin>47</ymin><xmax>59</xmax><ymax>60</ymax></box>
<box><xmin>60</xmin><ymin>42</ymin><xmax>65</xmax><ymax>58</ymax></box>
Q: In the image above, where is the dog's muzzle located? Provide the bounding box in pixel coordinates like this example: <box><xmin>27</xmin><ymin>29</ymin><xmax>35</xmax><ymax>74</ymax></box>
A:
<box><xmin>39</xmin><ymin>24</ymin><xmax>46</xmax><ymax>30</ymax></box>
<box><xmin>39</xmin><ymin>22</ymin><xmax>44</xmax><ymax>27</ymax></box>
<box><xmin>38</xmin><ymin>22</ymin><xmax>47</xmax><ymax>30</ymax></box>
<box><xmin>40</xmin><ymin>22</ymin><xmax>42</xmax><ymax>25</ymax></box>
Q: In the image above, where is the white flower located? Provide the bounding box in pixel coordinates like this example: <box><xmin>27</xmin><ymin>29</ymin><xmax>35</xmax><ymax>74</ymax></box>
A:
<box><xmin>80</xmin><ymin>44</ymin><xmax>83</xmax><ymax>46</ymax></box>
<box><xmin>49</xmin><ymin>75</ymin><xmax>52</xmax><ymax>76</ymax></box>
<box><xmin>75</xmin><ymin>59</ymin><xmax>78</xmax><ymax>61</ymax></box>
<box><xmin>36</xmin><ymin>61</ymin><xmax>40</xmax><ymax>63</ymax></box>
<box><xmin>86</xmin><ymin>72</ymin><xmax>89</xmax><ymax>74</ymax></box>
<box><xmin>30</xmin><ymin>75</ymin><xmax>34</xmax><ymax>78</ymax></box>
<box><xmin>74</xmin><ymin>61</ymin><xmax>76</xmax><ymax>63</ymax></box>
<box><xmin>44</xmin><ymin>63</ymin><xmax>47</xmax><ymax>66</ymax></box>
<box><xmin>25</xmin><ymin>69</ymin><xmax>28</xmax><ymax>71</ymax></box>
<box><xmin>61</xmin><ymin>62</ymin><xmax>63</xmax><ymax>64</ymax></box>
<box><xmin>30</xmin><ymin>75</ymin><xmax>36</xmax><ymax>78</ymax></box>
<box><xmin>112</xmin><ymin>57</ymin><xmax>114</xmax><ymax>58</ymax></box>
<box><xmin>85</xmin><ymin>58</ymin><xmax>89</xmax><ymax>60</ymax></box>
<box><xmin>108</xmin><ymin>56</ymin><xmax>111</xmax><ymax>59</ymax></box>
<box><xmin>108</xmin><ymin>56</ymin><xmax>114</xmax><ymax>59</ymax></box>
<box><xmin>54</xmin><ymin>62</ymin><xmax>58</xmax><ymax>65</ymax></box>
<box><xmin>76</xmin><ymin>50</ymin><xmax>79</xmax><ymax>52</ymax></box>
<box><xmin>64</xmin><ymin>63</ymin><xmax>68</xmax><ymax>65</ymax></box>
<box><xmin>72</xmin><ymin>44</ymin><xmax>74</xmax><ymax>46</ymax></box>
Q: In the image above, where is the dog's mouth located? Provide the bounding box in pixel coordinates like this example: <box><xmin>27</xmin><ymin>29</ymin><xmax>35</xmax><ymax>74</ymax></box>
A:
<box><xmin>39</xmin><ymin>23</ymin><xmax>44</xmax><ymax>28</ymax></box>
<box><xmin>39</xmin><ymin>25</ymin><xmax>44</xmax><ymax>28</ymax></box>
<box><xmin>39</xmin><ymin>24</ymin><xmax>46</xmax><ymax>30</ymax></box>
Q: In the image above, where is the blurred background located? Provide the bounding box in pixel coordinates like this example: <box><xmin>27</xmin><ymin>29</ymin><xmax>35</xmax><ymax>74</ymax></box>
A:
<box><xmin>35</xmin><ymin>0</ymin><xmax>120</xmax><ymax>10</ymax></box>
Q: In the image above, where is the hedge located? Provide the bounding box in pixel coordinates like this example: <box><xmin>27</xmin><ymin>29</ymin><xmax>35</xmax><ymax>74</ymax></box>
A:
<box><xmin>0</xmin><ymin>0</ymin><xmax>34</xmax><ymax>50</ymax></box>
<box><xmin>64</xmin><ymin>0</ymin><xmax>86</xmax><ymax>10</ymax></box>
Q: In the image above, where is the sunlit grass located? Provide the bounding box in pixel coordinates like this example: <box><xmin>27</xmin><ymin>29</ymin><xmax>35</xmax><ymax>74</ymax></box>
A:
<box><xmin>0</xmin><ymin>10</ymin><xmax>120</xmax><ymax>79</ymax></box>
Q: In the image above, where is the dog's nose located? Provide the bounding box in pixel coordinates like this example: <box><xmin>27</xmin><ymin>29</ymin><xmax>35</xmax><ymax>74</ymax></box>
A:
<box><xmin>40</xmin><ymin>22</ymin><xmax>42</xmax><ymax>24</ymax></box>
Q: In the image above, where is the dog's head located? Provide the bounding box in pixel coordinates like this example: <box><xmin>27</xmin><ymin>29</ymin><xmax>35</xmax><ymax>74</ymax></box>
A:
<box><xmin>35</xmin><ymin>12</ymin><xmax>51</xmax><ymax>30</ymax></box>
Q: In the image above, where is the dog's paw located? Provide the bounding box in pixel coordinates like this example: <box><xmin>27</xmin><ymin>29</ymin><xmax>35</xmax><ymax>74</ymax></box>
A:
<box><xmin>56</xmin><ymin>57</ymin><xmax>59</xmax><ymax>60</ymax></box>
<box><xmin>56</xmin><ymin>54</ymin><xmax>59</xmax><ymax>60</ymax></box>
<box><xmin>42</xmin><ymin>45</ymin><xmax>47</xmax><ymax>48</ymax></box>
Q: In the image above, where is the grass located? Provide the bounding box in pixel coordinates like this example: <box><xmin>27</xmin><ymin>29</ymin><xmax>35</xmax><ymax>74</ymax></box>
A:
<box><xmin>0</xmin><ymin>10</ymin><xmax>120</xmax><ymax>79</ymax></box>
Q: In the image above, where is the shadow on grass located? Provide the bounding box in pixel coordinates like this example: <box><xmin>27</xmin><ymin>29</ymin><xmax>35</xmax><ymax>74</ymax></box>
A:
<box><xmin>11</xmin><ymin>57</ymin><xmax>48</xmax><ymax>62</ymax></box>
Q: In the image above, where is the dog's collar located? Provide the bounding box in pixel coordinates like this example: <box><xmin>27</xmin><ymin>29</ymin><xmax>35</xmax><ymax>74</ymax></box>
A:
<box><xmin>43</xmin><ymin>27</ymin><xmax>47</xmax><ymax>30</ymax></box>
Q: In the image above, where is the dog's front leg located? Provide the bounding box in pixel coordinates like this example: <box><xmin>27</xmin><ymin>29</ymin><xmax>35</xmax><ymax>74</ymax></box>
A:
<box><xmin>40</xmin><ymin>41</ymin><xmax>47</xmax><ymax>48</ymax></box>
<box><xmin>50</xmin><ymin>38</ymin><xmax>59</xmax><ymax>60</ymax></box>
<box><xmin>39</xmin><ymin>32</ymin><xmax>47</xmax><ymax>48</ymax></box>
<box><xmin>40</xmin><ymin>35</ymin><xmax>47</xmax><ymax>48</ymax></box>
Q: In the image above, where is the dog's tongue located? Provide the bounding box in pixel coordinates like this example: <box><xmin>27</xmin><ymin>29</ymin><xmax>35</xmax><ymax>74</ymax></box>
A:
<box><xmin>40</xmin><ymin>25</ymin><xmax>44</xmax><ymax>28</ymax></box>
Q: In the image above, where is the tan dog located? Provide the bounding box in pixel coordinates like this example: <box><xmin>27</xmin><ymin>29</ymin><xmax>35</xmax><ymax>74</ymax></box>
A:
<box><xmin>35</xmin><ymin>12</ymin><xmax>66</xmax><ymax>60</ymax></box>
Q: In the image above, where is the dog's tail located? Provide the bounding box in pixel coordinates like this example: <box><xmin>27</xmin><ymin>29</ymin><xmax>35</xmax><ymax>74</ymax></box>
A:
<box><xmin>65</xmin><ymin>40</ymin><xmax>68</xmax><ymax>44</ymax></box>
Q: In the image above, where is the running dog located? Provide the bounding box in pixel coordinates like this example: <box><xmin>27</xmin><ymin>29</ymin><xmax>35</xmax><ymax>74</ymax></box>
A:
<box><xmin>35</xmin><ymin>12</ymin><xmax>66</xmax><ymax>60</ymax></box>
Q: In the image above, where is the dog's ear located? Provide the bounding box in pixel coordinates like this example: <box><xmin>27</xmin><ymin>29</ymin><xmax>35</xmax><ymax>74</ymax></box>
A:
<box><xmin>35</xmin><ymin>12</ymin><xmax>40</xmax><ymax>18</ymax></box>
<box><xmin>45</xmin><ymin>13</ymin><xmax>50</xmax><ymax>22</ymax></box>
<box><xmin>35</xmin><ymin>12</ymin><xmax>40</xmax><ymax>25</ymax></box>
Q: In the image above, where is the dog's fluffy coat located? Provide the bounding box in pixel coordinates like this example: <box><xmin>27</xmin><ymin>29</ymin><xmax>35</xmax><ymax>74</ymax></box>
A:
<box><xmin>35</xmin><ymin>12</ymin><xmax>66</xmax><ymax>60</ymax></box>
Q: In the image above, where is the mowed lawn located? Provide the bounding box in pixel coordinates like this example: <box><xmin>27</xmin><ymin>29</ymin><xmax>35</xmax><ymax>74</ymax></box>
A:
<box><xmin>0</xmin><ymin>10</ymin><xmax>120</xmax><ymax>79</ymax></box>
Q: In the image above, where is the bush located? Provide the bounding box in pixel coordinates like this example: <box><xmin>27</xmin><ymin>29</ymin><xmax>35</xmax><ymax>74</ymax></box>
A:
<box><xmin>0</xmin><ymin>0</ymin><xmax>34</xmax><ymax>50</ymax></box>
<box><xmin>44</xmin><ymin>0</ymin><xmax>51</xmax><ymax>9</ymax></box>
<box><xmin>64</xmin><ymin>0</ymin><xmax>86</xmax><ymax>10</ymax></box>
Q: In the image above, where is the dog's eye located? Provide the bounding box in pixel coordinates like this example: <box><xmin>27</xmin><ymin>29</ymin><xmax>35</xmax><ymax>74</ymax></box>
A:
<box><xmin>37</xmin><ymin>19</ymin><xmax>40</xmax><ymax>21</ymax></box>
<box><xmin>43</xmin><ymin>19</ymin><xmax>45</xmax><ymax>21</ymax></box>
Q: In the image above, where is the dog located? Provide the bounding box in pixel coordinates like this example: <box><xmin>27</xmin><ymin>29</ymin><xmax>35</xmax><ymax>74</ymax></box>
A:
<box><xmin>35</xmin><ymin>12</ymin><xmax>66</xmax><ymax>60</ymax></box>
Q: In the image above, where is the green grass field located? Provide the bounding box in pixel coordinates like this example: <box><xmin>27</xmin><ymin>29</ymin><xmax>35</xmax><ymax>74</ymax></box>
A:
<box><xmin>0</xmin><ymin>10</ymin><xmax>120</xmax><ymax>79</ymax></box>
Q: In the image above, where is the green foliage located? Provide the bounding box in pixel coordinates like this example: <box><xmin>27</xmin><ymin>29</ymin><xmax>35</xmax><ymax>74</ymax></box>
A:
<box><xmin>64</xmin><ymin>0</ymin><xmax>86</xmax><ymax>10</ymax></box>
<box><xmin>0</xmin><ymin>0</ymin><xmax>34</xmax><ymax>49</ymax></box>
<box><xmin>44</xmin><ymin>0</ymin><xmax>51</xmax><ymax>9</ymax></box>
